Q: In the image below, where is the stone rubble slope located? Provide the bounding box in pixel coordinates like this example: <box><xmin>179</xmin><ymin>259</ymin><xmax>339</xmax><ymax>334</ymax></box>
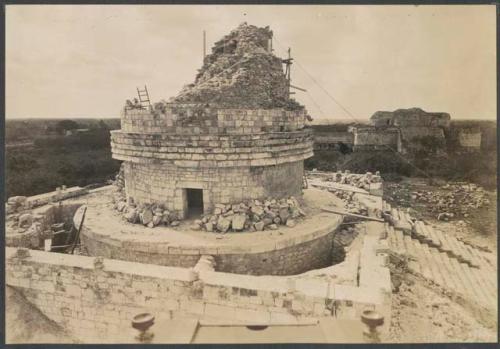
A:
<box><xmin>170</xmin><ymin>22</ymin><xmax>302</xmax><ymax>110</ymax></box>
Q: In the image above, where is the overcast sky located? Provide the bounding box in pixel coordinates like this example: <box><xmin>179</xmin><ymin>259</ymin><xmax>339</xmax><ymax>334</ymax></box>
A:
<box><xmin>6</xmin><ymin>4</ymin><xmax>496</xmax><ymax>120</ymax></box>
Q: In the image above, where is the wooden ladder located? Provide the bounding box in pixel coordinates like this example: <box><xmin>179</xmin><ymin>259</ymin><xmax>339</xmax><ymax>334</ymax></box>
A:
<box><xmin>137</xmin><ymin>85</ymin><xmax>152</xmax><ymax>109</ymax></box>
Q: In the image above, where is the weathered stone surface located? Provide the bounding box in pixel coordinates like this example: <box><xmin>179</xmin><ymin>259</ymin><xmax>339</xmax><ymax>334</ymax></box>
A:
<box><xmin>232</xmin><ymin>214</ymin><xmax>247</xmax><ymax>231</ymax></box>
<box><xmin>217</xmin><ymin>217</ymin><xmax>231</xmax><ymax>233</ymax></box>
<box><xmin>125</xmin><ymin>209</ymin><xmax>139</xmax><ymax>223</ymax></box>
<box><xmin>116</xmin><ymin>201</ymin><xmax>127</xmax><ymax>212</ymax></box>
<box><xmin>279</xmin><ymin>208</ymin><xmax>290</xmax><ymax>223</ymax></box>
<box><xmin>140</xmin><ymin>209</ymin><xmax>154</xmax><ymax>226</ymax></box>
<box><xmin>254</xmin><ymin>221</ymin><xmax>265</xmax><ymax>231</ymax></box>
<box><xmin>18</xmin><ymin>214</ymin><xmax>33</xmax><ymax>229</ymax></box>
<box><xmin>8</xmin><ymin>196</ymin><xmax>27</xmax><ymax>206</ymax></box>
<box><xmin>152</xmin><ymin>215</ymin><xmax>162</xmax><ymax>227</ymax></box>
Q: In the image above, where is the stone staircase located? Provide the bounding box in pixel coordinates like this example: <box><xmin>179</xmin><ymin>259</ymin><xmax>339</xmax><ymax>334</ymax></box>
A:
<box><xmin>383</xmin><ymin>203</ymin><xmax>497</xmax><ymax>313</ymax></box>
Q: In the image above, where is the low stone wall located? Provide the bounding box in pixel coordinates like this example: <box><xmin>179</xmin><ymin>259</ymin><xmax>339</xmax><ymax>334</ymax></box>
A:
<box><xmin>26</xmin><ymin>187</ymin><xmax>89</xmax><ymax>208</ymax></box>
<box><xmin>458</xmin><ymin>129</ymin><xmax>481</xmax><ymax>149</ymax></box>
<box><xmin>6</xmin><ymin>229</ymin><xmax>391</xmax><ymax>343</ymax></box>
<box><xmin>314</xmin><ymin>132</ymin><xmax>354</xmax><ymax>145</ymax></box>
<box><xmin>81</xmin><ymin>213</ymin><xmax>342</xmax><ymax>275</ymax></box>
<box><xmin>352</xmin><ymin>127</ymin><xmax>399</xmax><ymax>151</ymax></box>
<box><xmin>6</xmin><ymin>202</ymin><xmax>83</xmax><ymax>249</ymax></box>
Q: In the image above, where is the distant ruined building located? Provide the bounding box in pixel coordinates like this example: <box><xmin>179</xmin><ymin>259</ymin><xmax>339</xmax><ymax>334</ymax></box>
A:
<box><xmin>313</xmin><ymin>107</ymin><xmax>482</xmax><ymax>154</ymax></box>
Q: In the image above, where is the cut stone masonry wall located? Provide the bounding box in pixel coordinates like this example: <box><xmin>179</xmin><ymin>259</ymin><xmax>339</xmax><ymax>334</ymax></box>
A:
<box><xmin>6</xmin><ymin>226</ymin><xmax>391</xmax><ymax>342</ymax></box>
<box><xmin>80</xmin><ymin>212</ymin><xmax>342</xmax><ymax>275</ymax></box>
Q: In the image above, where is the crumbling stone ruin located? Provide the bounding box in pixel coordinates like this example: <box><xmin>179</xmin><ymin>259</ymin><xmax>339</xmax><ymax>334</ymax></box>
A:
<box><xmin>172</xmin><ymin>23</ymin><xmax>301</xmax><ymax>110</ymax></box>
<box><xmin>365</xmin><ymin>108</ymin><xmax>450</xmax><ymax>153</ymax></box>
<box><xmin>314</xmin><ymin>108</ymin><xmax>455</xmax><ymax>154</ymax></box>
<box><xmin>111</xmin><ymin>23</ymin><xmax>314</xmax><ymax>228</ymax></box>
<box><xmin>370</xmin><ymin>108</ymin><xmax>451</xmax><ymax>128</ymax></box>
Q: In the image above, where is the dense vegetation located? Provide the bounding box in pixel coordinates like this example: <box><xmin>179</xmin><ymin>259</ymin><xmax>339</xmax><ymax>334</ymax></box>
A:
<box><xmin>5</xmin><ymin>118</ymin><xmax>496</xmax><ymax>198</ymax></box>
<box><xmin>6</xmin><ymin>119</ymin><xmax>121</xmax><ymax>198</ymax></box>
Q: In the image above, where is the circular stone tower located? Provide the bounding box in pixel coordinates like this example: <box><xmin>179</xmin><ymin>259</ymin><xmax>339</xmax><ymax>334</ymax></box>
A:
<box><xmin>111</xmin><ymin>23</ymin><xmax>314</xmax><ymax>219</ymax></box>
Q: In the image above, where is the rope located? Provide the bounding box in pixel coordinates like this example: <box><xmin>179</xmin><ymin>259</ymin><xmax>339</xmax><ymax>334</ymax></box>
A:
<box><xmin>271</xmin><ymin>36</ymin><xmax>434</xmax><ymax>179</ymax></box>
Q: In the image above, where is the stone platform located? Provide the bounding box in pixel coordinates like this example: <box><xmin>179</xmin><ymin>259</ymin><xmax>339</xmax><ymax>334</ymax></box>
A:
<box><xmin>77</xmin><ymin>187</ymin><xmax>344</xmax><ymax>275</ymax></box>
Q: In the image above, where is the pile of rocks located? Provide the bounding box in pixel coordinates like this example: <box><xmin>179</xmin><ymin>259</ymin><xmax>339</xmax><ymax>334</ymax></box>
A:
<box><xmin>319</xmin><ymin>186</ymin><xmax>368</xmax><ymax>216</ymax></box>
<box><xmin>114</xmin><ymin>164</ymin><xmax>125</xmax><ymax>190</ymax></box>
<box><xmin>329</xmin><ymin>170</ymin><xmax>382</xmax><ymax>190</ymax></box>
<box><xmin>410</xmin><ymin>182</ymin><xmax>490</xmax><ymax>220</ymax></box>
<box><xmin>111</xmin><ymin>184</ymin><xmax>306</xmax><ymax>232</ymax></box>
<box><xmin>112</xmin><ymin>188</ymin><xmax>181</xmax><ymax>228</ymax></box>
<box><xmin>6</xmin><ymin>196</ymin><xmax>28</xmax><ymax>215</ymax></box>
<box><xmin>171</xmin><ymin>23</ymin><xmax>300</xmax><ymax>110</ymax></box>
<box><xmin>192</xmin><ymin>197</ymin><xmax>306</xmax><ymax>233</ymax></box>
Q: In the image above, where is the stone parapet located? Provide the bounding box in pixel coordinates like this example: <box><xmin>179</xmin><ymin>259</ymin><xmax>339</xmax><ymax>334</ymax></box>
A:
<box><xmin>80</xmin><ymin>211</ymin><xmax>342</xmax><ymax>275</ymax></box>
<box><xmin>5</xmin><ymin>228</ymin><xmax>391</xmax><ymax>342</ymax></box>
<box><xmin>121</xmin><ymin>105</ymin><xmax>307</xmax><ymax>134</ymax></box>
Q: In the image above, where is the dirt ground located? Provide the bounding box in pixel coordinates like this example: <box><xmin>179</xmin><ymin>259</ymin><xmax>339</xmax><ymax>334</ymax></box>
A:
<box><xmin>5</xmin><ymin>286</ymin><xmax>78</xmax><ymax>344</ymax></box>
<box><xmin>387</xmin><ymin>277</ymin><xmax>497</xmax><ymax>343</ymax></box>
<box><xmin>384</xmin><ymin>177</ymin><xmax>498</xmax><ymax>343</ymax></box>
<box><xmin>385</xmin><ymin>177</ymin><xmax>497</xmax><ymax>250</ymax></box>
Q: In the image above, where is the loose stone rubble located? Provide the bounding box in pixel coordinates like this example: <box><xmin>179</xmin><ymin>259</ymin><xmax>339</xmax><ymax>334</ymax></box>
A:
<box><xmin>171</xmin><ymin>22</ymin><xmax>301</xmax><ymax>110</ymax></box>
<box><xmin>111</xmin><ymin>183</ymin><xmax>306</xmax><ymax>232</ymax></box>
<box><xmin>193</xmin><ymin>196</ymin><xmax>306</xmax><ymax>233</ymax></box>
<box><xmin>112</xmin><ymin>186</ymin><xmax>181</xmax><ymax>227</ymax></box>
<box><xmin>309</xmin><ymin>170</ymin><xmax>383</xmax><ymax>216</ymax></box>
<box><xmin>329</xmin><ymin>170</ymin><xmax>382</xmax><ymax>190</ymax></box>
<box><xmin>387</xmin><ymin>181</ymin><xmax>490</xmax><ymax>220</ymax></box>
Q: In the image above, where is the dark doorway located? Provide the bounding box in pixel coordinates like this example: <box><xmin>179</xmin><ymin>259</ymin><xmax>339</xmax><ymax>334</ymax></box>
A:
<box><xmin>186</xmin><ymin>188</ymin><xmax>203</xmax><ymax>218</ymax></box>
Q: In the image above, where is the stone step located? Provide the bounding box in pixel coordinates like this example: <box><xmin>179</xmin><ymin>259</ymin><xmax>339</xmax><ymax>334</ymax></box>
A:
<box><xmin>455</xmin><ymin>240</ymin><xmax>480</xmax><ymax>268</ymax></box>
<box><xmin>420</xmin><ymin>224</ymin><xmax>480</xmax><ymax>268</ymax></box>
<box><xmin>411</xmin><ymin>239</ymin><xmax>433</xmax><ymax>280</ymax></box>
<box><xmin>409</xmin><ymin>240</ymin><xmax>425</xmax><ymax>275</ymax></box>
<box><xmin>386</xmin><ymin>225</ymin><xmax>395</xmax><ymax>247</ymax></box>
<box><xmin>427</xmin><ymin>246</ymin><xmax>451</xmax><ymax>288</ymax></box>
<box><xmin>412</xmin><ymin>220</ymin><xmax>423</xmax><ymax>238</ymax></box>
<box><xmin>469</xmin><ymin>263</ymin><xmax>497</xmax><ymax>302</ymax></box>
<box><xmin>402</xmin><ymin>235</ymin><xmax>422</xmax><ymax>274</ymax></box>
<box><xmin>465</xmin><ymin>244</ymin><xmax>496</xmax><ymax>275</ymax></box>
<box><xmin>422</xmin><ymin>224</ymin><xmax>441</xmax><ymax>248</ymax></box>
<box><xmin>394</xmin><ymin>229</ymin><xmax>407</xmax><ymax>254</ymax></box>
<box><xmin>458</xmin><ymin>262</ymin><xmax>494</xmax><ymax>309</ymax></box>
<box><xmin>451</xmin><ymin>238</ymin><xmax>476</xmax><ymax>264</ymax></box>
<box><xmin>467</xmin><ymin>267</ymin><xmax>497</xmax><ymax>309</ymax></box>
<box><xmin>431</xmin><ymin>227</ymin><xmax>454</xmax><ymax>254</ymax></box>
<box><xmin>387</xmin><ymin>226</ymin><xmax>400</xmax><ymax>253</ymax></box>
<box><xmin>420</xmin><ymin>244</ymin><xmax>445</xmax><ymax>285</ymax></box>
<box><xmin>435</xmin><ymin>251</ymin><xmax>463</xmax><ymax>293</ymax></box>
<box><xmin>388</xmin><ymin>222</ymin><xmax>497</xmax><ymax>311</ymax></box>
<box><xmin>448</xmin><ymin>257</ymin><xmax>476</xmax><ymax>298</ymax></box>
<box><xmin>429</xmin><ymin>248</ymin><xmax>455</xmax><ymax>290</ymax></box>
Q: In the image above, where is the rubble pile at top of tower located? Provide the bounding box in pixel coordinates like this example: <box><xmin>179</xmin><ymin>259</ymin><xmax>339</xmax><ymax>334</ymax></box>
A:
<box><xmin>171</xmin><ymin>23</ymin><xmax>302</xmax><ymax>110</ymax></box>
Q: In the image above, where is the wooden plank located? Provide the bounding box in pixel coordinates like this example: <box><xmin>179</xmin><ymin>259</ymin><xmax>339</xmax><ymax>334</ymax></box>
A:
<box><xmin>70</xmin><ymin>206</ymin><xmax>87</xmax><ymax>254</ymax></box>
<box><xmin>309</xmin><ymin>180</ymin><xmax>369</xmax><ymax>195</ymax></box>
<box><xmin>321</xmin><ymin>207</ymin><xmax>384</xmax><ymax>222</ymax></box>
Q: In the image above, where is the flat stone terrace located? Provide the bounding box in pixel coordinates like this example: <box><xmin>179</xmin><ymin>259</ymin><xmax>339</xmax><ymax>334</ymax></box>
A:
<box><xmin>77</xmin><ymin>187</ymin><xmax>344</xmax><ymax>275</ymax></box>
